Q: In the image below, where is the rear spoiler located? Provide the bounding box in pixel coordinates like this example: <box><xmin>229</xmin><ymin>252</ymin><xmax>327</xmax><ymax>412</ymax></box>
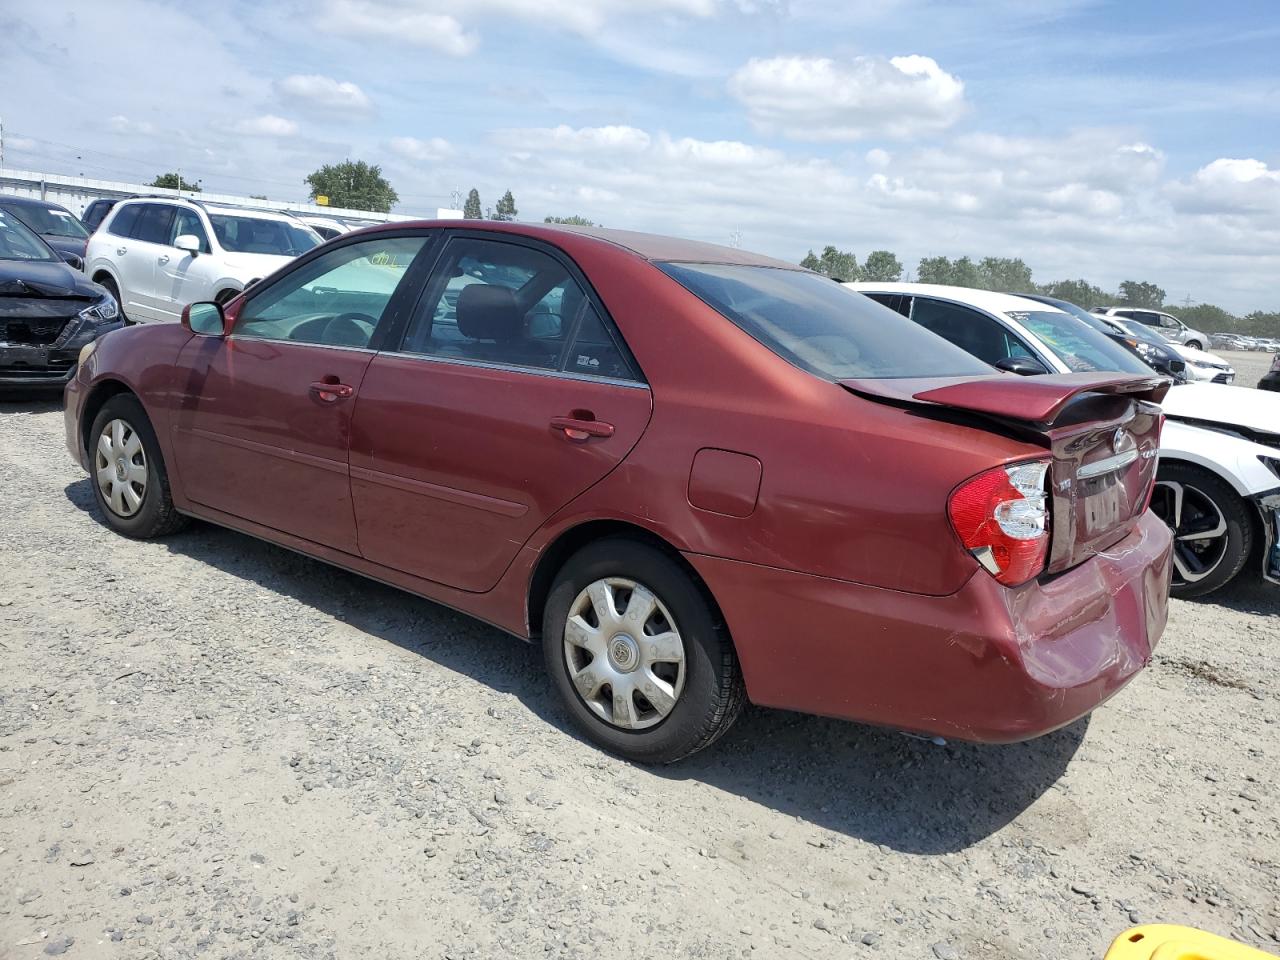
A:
<box><xmin>840</xmin><ymin>373</ymin><xmax>1170</xmax><ymax>426</ymax></box>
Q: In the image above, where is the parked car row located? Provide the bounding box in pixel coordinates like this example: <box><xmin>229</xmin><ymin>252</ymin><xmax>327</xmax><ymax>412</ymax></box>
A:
<box><xmin>1212</xmin><ymin>332</ymin><xmax>1280</xmax><ymax>352</ymax></box>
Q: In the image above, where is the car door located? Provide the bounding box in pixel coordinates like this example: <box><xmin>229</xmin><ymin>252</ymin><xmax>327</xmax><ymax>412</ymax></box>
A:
<box><xmin>126</xmin><ymin>203</ymin><xmax>181</xmax><ymax>321</ymax></box>
<box><xmin>168</xmin><ymin>233</ymin><xmax>434</xmax><ymax>553</ymax></box>
<box><xmin>349</xmin><ymin>233</ymin><xmax>653</xmax><ymax>593</ymax></box>
<box><xmin>98</xmin><ymin>203</ymin><xmax>155</xmax><ymax>320</ymax></box>
<box><xmin>154</xmin><ymin>207</ymin><xmax>219</xmax><ymax>322</ymax></box>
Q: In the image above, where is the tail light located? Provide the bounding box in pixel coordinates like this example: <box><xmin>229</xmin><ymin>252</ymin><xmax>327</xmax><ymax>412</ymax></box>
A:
<box><xmin>948</xmin><ymin>459</ymin><xmax>1051</xmax><ymax>587</ymax></box>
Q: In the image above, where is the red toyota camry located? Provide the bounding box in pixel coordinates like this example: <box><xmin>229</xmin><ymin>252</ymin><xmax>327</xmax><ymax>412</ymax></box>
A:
<box><xmin>64</xmin><ymin>221</ymin><xmax>1172</xmax><ymax>763</ymax></box>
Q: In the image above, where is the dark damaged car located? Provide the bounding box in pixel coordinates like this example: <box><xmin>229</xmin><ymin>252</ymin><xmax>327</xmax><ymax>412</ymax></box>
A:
<box><xmin>0</xmin><ymin>207</ymin><xmax>121</xmax><ymax>391</ymax></box>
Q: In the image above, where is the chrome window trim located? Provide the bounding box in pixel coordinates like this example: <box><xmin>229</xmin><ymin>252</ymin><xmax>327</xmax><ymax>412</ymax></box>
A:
<box><xmin>378</xmin><ymin>350</ymin><xmax>650</xmax><ymax>390</ymax></box>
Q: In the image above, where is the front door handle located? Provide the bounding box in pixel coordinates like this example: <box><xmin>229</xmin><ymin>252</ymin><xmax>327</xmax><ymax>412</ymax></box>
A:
<box><xmin>157</xmin><ymin>254</ymin><xmax>170</xmax><ymax>264</ymax></box>
<box><xmin>310</xmin><ymin>379</ymin><xmax>355</xmax><ymax>402</ymax></box>
<box><xmin>551</xmin><ymin>415</ymin><xmax>614</xmax><ymax>441</ymax></box>
<box><xmin>116</xmin><ymin>246</ymin><xmax>127</xmax><ymax>256</ymax></box>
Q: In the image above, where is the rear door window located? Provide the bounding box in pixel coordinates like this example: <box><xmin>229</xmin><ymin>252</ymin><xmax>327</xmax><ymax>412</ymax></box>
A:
<box><xmin>132</xmin><ymin>204</ymin><xmax>175</xmax><ymax>245</ymax></box>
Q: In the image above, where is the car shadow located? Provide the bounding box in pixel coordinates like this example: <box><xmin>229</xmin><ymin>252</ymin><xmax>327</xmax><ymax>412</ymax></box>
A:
<box><xmin>0</xmin><ymin>392</ymin><xmax>63</xmax><ymax>412</ymax></box>
<box><xmin>1198</xmin><ymin>571</ymin><xmax>1280</xmax><ymax>617</ymax></box>
<box><xmin>63</xmin><ymin>478</ymin><xmax>1084</xmax><ymax>854</ymax></box>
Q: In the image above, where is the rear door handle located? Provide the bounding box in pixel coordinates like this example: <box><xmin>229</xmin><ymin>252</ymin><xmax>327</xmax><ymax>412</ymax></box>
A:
<box><xmin>551</xmin><ymin>415</ymin><xmax>614</xmax><ymax>441</ymax></box>
<box><xmin>310</xmin><ymin>379</ymin><xmax>355</xmax><ymax>402</ymax></box>
<box><xmin>157</xmin><ymin>254</ymin><xmax>170</xmax><ymax>264</ymax></box>
<box><xmin>116</xmin><ymin>246</ymin><xmax>127</xmax><ymax>256</ymax></box>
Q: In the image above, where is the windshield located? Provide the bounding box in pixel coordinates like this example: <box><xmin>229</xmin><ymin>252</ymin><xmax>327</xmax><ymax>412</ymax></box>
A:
<box><xmin>1009</xmin><ymin>310</ymin><xmax>1154</xmax><ymax>374</ymax></box>
<box><xmin>0</xmin><ymin>209</ymin><xmax>57</xmax><ymax>262</ymax></box>
<box><xmin>208</xmin><ymin>214</ymin><xmax>320</xmax><ymax>256</ymax></box>
<box><xmin>660</xmin><ymin>263</ymin><xmax>993</xmax><ymax>380</ymax></box>
<box><xmin>0</xmin><ymin>202</ymin><xmax>89</xmax><ymax>238</ymax></box>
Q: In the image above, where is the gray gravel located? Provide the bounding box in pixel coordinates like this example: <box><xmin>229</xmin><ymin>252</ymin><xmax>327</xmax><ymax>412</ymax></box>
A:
<box><xmin>1216</xmin><ymin>349</ymin><xmax>1275</xmax><ymax>387</ymax></box>
<box><xmin>2</xmin><ymin>398</ymin><xmax>1278</xmax><ymax>959</ymax></box>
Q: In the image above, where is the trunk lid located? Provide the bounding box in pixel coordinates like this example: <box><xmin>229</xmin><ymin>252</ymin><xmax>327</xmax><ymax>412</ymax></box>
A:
<box><xmin>841</xmin><ymin>372</ymin><xmax>1168</xmax><ymax>574</ymax></box>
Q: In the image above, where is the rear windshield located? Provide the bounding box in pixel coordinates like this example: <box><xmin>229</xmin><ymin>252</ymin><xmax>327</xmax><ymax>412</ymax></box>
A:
<box><xmin>0</xmin><ymin>209</ymin><xmax>57</xmax><ymax>262</ymax></box>
<box><xmin>208</xmin><ymin>215</ymin><xmax>320</xmax><ymax>256</ymax></box>
<box><xmin>1010</xmin><ymin>310</ymin><xmax>1154</xmax><ymax>375</ymax></box>
<box><xmin>0</xmin><ymin>202</ymin><xmax>88</xmax><ymax>238</ymax></box>
<box><xmin>659</xmin><ymin>263</ymin><xmax>992</xmax><ymax>380</ymax></box>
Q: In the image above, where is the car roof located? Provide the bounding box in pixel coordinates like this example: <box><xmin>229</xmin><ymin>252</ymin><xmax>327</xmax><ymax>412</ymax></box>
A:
<box><xmin>358</xmin><ymin>219</ymin><xmax>800</xmax><ymax>269</ymax></box>
<box><xmin>846</xmin><ymin>281</ymin><xmax>1064</xmax><ymax>316</ymax></box>
<box><xmin>0</xmin><ymin>194</ymin><xmax>75</xmax><ymax>213</ymax></box>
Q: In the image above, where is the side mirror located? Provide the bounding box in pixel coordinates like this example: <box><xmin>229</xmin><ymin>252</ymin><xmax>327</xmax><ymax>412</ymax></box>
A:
<box><xmin>182</xmin><ymin>301</ymin><xmax>225</xmax><ymax>337</ymax></box>
<box><xmin>174</xmin><ymin>234</ymin><xmax>201</xmax><ymax>256</ymax></box>
<box><xmin>60</xmin><ymin>251</ymin><xmax>84</xmax><ymax>271</ymax></box>
<box><xmin>994</xmin><ymin>355</ymin><xmax>1049</xmax><ymax>376</ymax></box>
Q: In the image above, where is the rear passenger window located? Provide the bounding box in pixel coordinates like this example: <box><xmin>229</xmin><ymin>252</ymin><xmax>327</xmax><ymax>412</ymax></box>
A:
<box><xmin>402</xmin><ymin>239</ymin><xmax>573</xmax><ymax>372</ymax></box>
<box><xmin>132</xmin><ymin>204</ymin><xmax>174</xmax><ymax>244</ymax></box>
<box><xmin>106</xmin><ymin>204</ymin><xmax>140</xmax><ymax>238</ymax></box>
<box><xmin>863</xmin><ymin>292</ymin><xmax>912</xmax><ymax>317</ymax></box>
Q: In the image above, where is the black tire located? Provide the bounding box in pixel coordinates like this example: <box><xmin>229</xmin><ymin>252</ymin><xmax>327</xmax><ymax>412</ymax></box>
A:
<box><xmin>99</xmin><ymin>277</ymin><xmax>130</xmax><ymax>325</ymax></box>
<box><xmin>1152</xmin><ymin>462</ymin><xmax>1253</xmax><ymax>599</ymax></box>
<box><xmin>88</xmin><ymin>394</ymin><xmax>189</xmax><ymax>539</ymax></box>
<box><xmin>542</xmin><ymin>538</ymin><xmax>746</xmax><ymax>764</ymax></box>
<box><xmin>214</xmin><ymin>288</ymin><xmax>239</xmax><ymax>305</ymax></box>
<box><xmin>1184</xmin><ymin>341</ymin><xmax>1204</xmax><ymax>352</ymax></box>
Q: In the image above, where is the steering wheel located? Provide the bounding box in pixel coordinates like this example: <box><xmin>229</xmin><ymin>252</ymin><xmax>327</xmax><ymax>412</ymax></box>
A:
<box><xmin>320</xmin><ymin>312</ymin><xmax>378</xmax><ymax>347</ymax></box>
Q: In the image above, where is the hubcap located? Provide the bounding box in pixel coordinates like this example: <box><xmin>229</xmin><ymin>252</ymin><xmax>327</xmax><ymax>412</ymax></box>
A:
<box><xmin>1150</xmin><ymin>479</ymin><xmax>1229</xmax><ymax>585</ymax></box>
<box><xmin>563</xmin><ymin>577</ymin><xmax>686</xmax><ymax>731</ymax></box>
<box><xmin>95</xmin><ymin>418</ymin><xmax>147</xmax><ymax>518</ymax></box>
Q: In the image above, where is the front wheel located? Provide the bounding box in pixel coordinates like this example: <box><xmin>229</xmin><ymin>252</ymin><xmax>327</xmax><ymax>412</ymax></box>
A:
<box><xmin>88</xmin><ymin>394</ymin><xmax>189</xmax><ymax>539</ymax></box>
<box><xmin>1150</xmin><ymin>462</ymin><xmax>1253</xmax><ymax>598</ymax></box>
<box><xmin>542</xmin><ymin>538</ymin><xmax>745</xmax><ymax>764</ymax></box>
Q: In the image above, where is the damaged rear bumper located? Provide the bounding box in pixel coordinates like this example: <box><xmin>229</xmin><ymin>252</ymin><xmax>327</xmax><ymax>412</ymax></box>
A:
<box><xmin>686</xmin><ymin>510</ymin><xmax>1173</xmax><ymax>743</ymax></box>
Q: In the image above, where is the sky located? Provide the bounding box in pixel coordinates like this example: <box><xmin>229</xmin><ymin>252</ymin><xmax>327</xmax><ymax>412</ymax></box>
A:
<box><xmin>2</xmin><ymin>0</ymin><xmax>1279</xmax><ymax>311</ymax></box>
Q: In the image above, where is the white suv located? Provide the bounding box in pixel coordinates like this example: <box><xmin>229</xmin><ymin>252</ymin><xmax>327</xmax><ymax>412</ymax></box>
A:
<box><xmin>1094</xmin><ymin>306</ymin><xmax>1207</xmax><ymax>351</ymax></box>
<box><xmin>85</xmin><ymin>198</ymin><xmax>321</xmax><ymax>323</ymax></box>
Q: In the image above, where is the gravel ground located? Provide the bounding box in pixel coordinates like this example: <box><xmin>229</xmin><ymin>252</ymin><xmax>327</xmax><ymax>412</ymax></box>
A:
<box><xmin>1</xmin><ymin>398</ymin><xmax>1278</xmax><ymax>960</ymax></box>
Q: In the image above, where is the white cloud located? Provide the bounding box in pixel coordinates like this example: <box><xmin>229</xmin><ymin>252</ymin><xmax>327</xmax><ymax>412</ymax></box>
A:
<box><xmin>108</xmin><ymin>115</ymin><xmax>155</xmax><ymax>135</ymax></box>
<box><xmin>1168</xmin><ymin>158</ymin><xmax>1280</xmax><ymax>216</ymax></box>
<box><xmin>728</xmin><ymin>54</ymin><xmax>967</xmax><ymax>141</ymax></box>
<box><xmin>388</xmin><ymin>135</ymin><xmax>454</xmax><ymax>162</ymax></box>
<box><xmin>234</xmin><ymin>114</ymin><xmax>299</xmax><ymax>138</ymax></box>
<box><xmin>321</xmin><ymin>0</ymin><xmax>478</xmax><ymax>55</ymax></box>
<box><xmin>494</xmin><ymin>124</ymin><xmax>653</xmax><ymax>153</ymax></box>
<box><xmin>276</xmin><ymin>74</ymin><xmax>373</xmax><ymax>113</ymax></box>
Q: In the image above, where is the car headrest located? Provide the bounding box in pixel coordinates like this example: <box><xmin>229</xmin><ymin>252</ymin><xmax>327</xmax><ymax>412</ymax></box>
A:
<box><xmin>457</xmin><ymin>284</ymin><xmax>522</xmax><ymax>341</ymax></box>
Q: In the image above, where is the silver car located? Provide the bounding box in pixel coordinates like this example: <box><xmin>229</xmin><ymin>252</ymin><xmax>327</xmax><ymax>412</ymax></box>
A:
<box><xmin>1094</xmin><ymin>307</ymin><xmax>1208</xmax><ymax>351</ymax></box>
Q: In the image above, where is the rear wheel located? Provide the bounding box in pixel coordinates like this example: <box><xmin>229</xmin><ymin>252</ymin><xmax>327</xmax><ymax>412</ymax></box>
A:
<box><xmin>1150</xmin><ymin>462</ymin><xmax>1252</xmax><ymax>598</ymax></box>
<box><xmin>88</xmin><ymin>394</ymin><xmax>188</xmax><ymax>539</ymax></box>
<box><xmin>214</xmin><ymin>288</ymin><xmax>239</xmax><ymax>306</ymax></box>
<box><xmin>542</xmin><ymin>538</ymin><xmax>745</xmax><ymax>764</ymax></box>
<box><xmin>1184</xmin><ymin>340</ymin><xmax>1204</xmax><ymax>351</ymax></box>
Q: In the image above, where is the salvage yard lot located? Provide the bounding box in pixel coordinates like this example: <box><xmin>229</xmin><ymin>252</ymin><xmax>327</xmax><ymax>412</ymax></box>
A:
<box><xmin>1</xmin><ymin>400</ymin><xmax>1277</xmax><ymax>960</ymax></box>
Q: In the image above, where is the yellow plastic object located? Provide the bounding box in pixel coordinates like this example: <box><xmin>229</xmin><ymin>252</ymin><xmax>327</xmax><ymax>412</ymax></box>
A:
<box><xmin>1106</xmin><ymin>925</ymin><xmax>1279</xmax><ymax>960</ymax></box>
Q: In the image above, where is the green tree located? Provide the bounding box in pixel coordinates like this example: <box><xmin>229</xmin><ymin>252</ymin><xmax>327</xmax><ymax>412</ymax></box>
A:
<box><xmin>950</xmin><ymin>256</ymin><xmax>980</xmax><ymax>289</ymax></box>
<box><xmin>544</xmin><ymin>215</ymin><xmax>596</xmax><ymax>226</ymax></box>
<box><xmin>861</xmin><ymin>250</ymin><xmax>903</xmax><ymax>282</ymax></box>
<box><xmin>1118</xmin><ymin>280</ymin><xmax>1165</xmax><ymax>309</ymax></box>
<box><xmin>977</xmin><ymin>256</ymin><xmax>1034</xmax><ymax>292</ymax></box>
<box><xmin>249</xmin><ymin>194</ymin><xmax>268</xmax><ymax>201</ymax></box>
<box><xmin>1178</xmin><ymin>303</ymin><xmax>1237</xmax><ymax>333</ymax></box>
<box><xmin>303</xmin><ymin>160</ymin><xmax>398</xmax><ymax>213</ymax></box>
<box><xmin>151</xmin><ymin>172</ymin><xmax>200</xmax><ymax>192</ymax></box>
<box><xmin>817</xmin><ymin>245</ymin><xmax>859</xmax><ymax>281</ymax></box>
<box><xmin>463</xmin><ymin>188</ymin><xmax>483</xmax><ymax>219</ymax></box>
<box><xmin>800</xmin><ymin>250</ymin><xmax>823</xmax><ymax>272</ymax></box>
<box><xmin>1039</xmin><ymin>279</ymin><xmax>1111</xmax><ymax>310</ymax></box>
<box><xmin>491</xmin><ymin>190</ymin><xmax>518</xmax><ymax>221</ymax></box>
<box><xmin>916</xmin><ymin>256</ymin><xmax>954</xmax><ymax>285</ymax></box>
<box><xmin>1240</xmin><ymin>311</ymin><xmax>1280</xmax><ymax>338</ymax></box>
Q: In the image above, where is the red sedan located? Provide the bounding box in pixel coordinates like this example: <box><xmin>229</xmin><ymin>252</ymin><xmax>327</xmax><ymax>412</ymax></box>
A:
<box><xmin>65</xmin><ymin>221</ymin><xmax>1173</xmax><ymax>763</ymax></box>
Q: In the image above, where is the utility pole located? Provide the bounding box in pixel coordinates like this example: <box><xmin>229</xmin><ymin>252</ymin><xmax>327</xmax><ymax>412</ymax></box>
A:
<box><xmin>0</xmin><ymin>115</ymin><xmax>5</xmax><ymax>166</ymax></box>
<box><xmin>1181</xmin><ymin>294</ymin><xmax>1194</xmax><ymax>308</ymax></box>
<box><xmin>728</xmin><ymin>229</ymin><xmax>743</xmax><ymax>249</ymax></box>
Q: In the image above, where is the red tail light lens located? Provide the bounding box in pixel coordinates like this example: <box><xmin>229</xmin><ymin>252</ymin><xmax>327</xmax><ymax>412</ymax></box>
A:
<box><xmin>948</xmin><ymin>459</ymin><xmax>1051</xmax><ymax>587</ymax></box>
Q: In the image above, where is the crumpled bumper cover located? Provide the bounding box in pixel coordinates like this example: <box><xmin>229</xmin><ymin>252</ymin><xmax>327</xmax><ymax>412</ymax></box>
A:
<box><xmin>1254</xmin><ymin>489</ymin><xmax>1280</xmax><ymax>584</ymax></box>
<box><xmin>687</xmin><ymin>509</ymin><xmax>1173</xmax><ymax>743</ymax></box>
